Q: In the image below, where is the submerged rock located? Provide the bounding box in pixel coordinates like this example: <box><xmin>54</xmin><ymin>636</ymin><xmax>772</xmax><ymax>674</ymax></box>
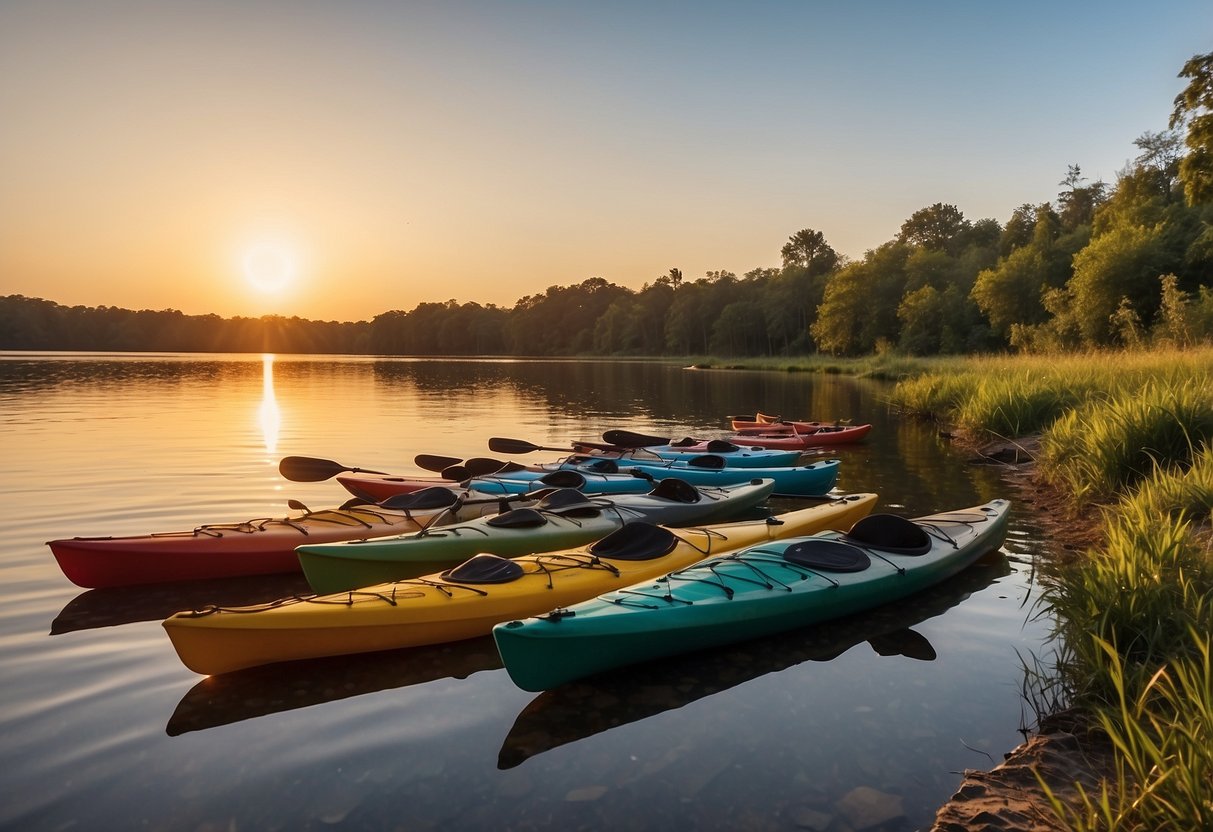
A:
<box><xmin>835</xmin><ymin>785</ymin><xmax>906</xmax><ymax>830</ymax></box>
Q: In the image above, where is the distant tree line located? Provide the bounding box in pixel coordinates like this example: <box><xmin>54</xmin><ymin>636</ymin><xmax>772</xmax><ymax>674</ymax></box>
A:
<box><xmin>5</xmin><ymin>52</ymin><xmax>1213</xmax><ymax>358</ymax></box>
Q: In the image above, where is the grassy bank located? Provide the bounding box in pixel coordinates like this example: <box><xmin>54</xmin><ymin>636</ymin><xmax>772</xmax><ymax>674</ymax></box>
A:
<box><xmin>685</xmin><ymin>353</ymin><xmax>954</xmax><ymax>380</ymax></box>
<box><xmin>887</xmin><ymin>346</ymin><xmax>1213</xmax><ymax>829</ymax></box>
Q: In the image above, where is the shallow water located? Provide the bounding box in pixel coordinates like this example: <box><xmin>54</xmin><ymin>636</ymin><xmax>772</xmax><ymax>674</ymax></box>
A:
<box><xmin>0</xmin><ymin>353</ymin><xmax>1052</xmax><ymax>831</ymax></box>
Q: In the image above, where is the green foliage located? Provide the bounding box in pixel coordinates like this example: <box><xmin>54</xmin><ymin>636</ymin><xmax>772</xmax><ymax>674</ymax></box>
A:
<box><xmin>1041</xmin><ymin>518</ymin><xmax>1213</xmax><ymax>831</ymax></box>
<box><xmin>1171</xmin><ymin>51</ymin><xmax>1213</xmax><ymax>206</ymax></box>
<box><xmin>780</xmin><ymin>228</ymin><xmax>838</xmax><ymax>274</ymax></box>
<box><xmin>897</xmin><ymin>202</ymin><xmax>971</xmax><ymax>251</ymax></box>
<box><xmin>1068</xmin><ymin>223</ymin><xmax>1174</xmax><ymax>345</ymax></box>
<box><xmin>9</xmin><ymin>45</ymin><xmax>1213</xmax><ymax>362</ymax></box>
<box><xmin>1121</xmin><ymin>444</ymin><xmax>1213</xmax><ymax>524</ymax></box>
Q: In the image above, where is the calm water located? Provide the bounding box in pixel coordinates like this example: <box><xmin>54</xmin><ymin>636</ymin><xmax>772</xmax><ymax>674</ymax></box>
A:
<box><xmin>0</xmin><ymin>353</ymin><xmax>1052</xmax><ymax>831</ymax></box>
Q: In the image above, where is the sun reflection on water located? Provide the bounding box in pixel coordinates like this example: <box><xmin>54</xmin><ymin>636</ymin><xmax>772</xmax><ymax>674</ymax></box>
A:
<box><xmin>258</xmin><ymin>354</ymin><xmax>280</xmax><ymax>454</ymax></box>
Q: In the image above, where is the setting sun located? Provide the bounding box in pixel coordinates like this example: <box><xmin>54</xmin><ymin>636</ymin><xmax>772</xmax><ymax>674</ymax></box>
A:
<box><xmin>242</xmin><ymin>243</ymin><xmax>296</xmax><ymax>294</ymax></box>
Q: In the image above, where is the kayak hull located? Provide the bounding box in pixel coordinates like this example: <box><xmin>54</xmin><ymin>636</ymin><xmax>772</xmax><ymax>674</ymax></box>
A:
<box><xmin>730</xmin><ymin>423</ymin><xmax>872</xmax><ymax>446</ymax></box>
<box><xmin>297</xmin><ymin>479</ymin><xmax>778</xmax><ymax>593</ymax></box>
<box><xmin>337</xmin><ymin>470</ymin><xmax>655</xmax><ymax>501</ymax></box>
<box><xmin>46</xmin><ymin>502</ymin><xmax>484</xmax><ymax>589</ymax></box>
<box><xmin>493</xmin><ymin>499</ymin><xmax>1010</xmax><ymax>691</ymax></box>
<box><xmin>163</xmin><ymin>493</ymin><xmax>879</xmax><ymax>675</ymax></box>
<box><xmin>561</xmin><ymin>458</ymin><xmax>840</xmax><ymax>497</ymax></box>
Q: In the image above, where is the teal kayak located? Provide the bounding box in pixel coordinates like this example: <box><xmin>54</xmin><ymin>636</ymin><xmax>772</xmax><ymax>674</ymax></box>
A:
<box><xmin>597</xmin><ymin>444</ymin><xmax>804</xmax><ymax>468</ymax></box>
<box><xmin>467</xmin><ymin>469</ymin><xmax>655</xmax><ymax>496</ymax></box>
<box><xmin>556</xmin><ymin>456</ymin><xmax>841</xmax><ymax>497</ymax></box>
<box><xmin>493</xmin><ymin>499</ymin><xmax>1010</xmax><ymax>691</ymax></box>
<box><xmin>297</xmin><ymin>478</ymin><xmax>777</xmax><ymax>594</ymax></box>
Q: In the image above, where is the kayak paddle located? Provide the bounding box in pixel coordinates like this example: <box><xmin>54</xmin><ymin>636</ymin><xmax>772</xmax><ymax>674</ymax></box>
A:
<box><xmin>414</xmin><ymin>454</ymin><xmax>464</xmax><ymax>472</ymax></box>
<box><xmin>279</xmin><ymin>456</ymin><xmax>389</xmax><ymax>482</ymax></box>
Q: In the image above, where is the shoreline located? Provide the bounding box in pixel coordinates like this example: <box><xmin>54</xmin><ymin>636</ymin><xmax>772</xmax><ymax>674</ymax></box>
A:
<box><xmin>928</xmin><ymin>435</ymin><xmax>1115</xmax><ymax>830</ymax></box>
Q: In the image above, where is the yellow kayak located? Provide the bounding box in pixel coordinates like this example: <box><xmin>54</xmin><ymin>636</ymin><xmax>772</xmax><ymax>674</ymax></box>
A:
<box><xmin>163</xmin><ymin>493</ymin><xmax>878</xmax><ymax>675</ymax></box>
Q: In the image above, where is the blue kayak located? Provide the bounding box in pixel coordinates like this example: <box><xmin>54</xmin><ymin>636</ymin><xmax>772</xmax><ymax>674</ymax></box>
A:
<box><xmin>467</xmin><ymin>469</ymin><xmax>655</xmax><ymax>496</ymax></box>
<box><xmin>553</xmin><ymin>455</ymin><xmax>841</xmax><ymax>497</ymax></box>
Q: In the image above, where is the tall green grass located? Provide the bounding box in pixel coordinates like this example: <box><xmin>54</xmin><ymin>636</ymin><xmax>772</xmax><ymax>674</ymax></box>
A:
<box><xmin>889</xmin><ymin>347</ymin><xmax>1213</xmax><ymax>828</ymax></box>
<box><xmin>1041</xmin><ymin>378</ymin><xmax>1213</xmax><ymax>506</ymax></box>
<box><xmin>1037</xmin><ymin>509</ymin><xmax>1213</xmax><ymax>829</ymax></box>
<box><xmin>1121</xmin><ymin>445</ymin><xmax>1213</xmax><ymax>523</ymax></box>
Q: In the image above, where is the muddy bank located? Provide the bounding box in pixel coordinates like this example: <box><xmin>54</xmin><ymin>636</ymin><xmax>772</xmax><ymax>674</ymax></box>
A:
<box><xmin>929</xmin><ymin>713</ymin><xmax>1115</xmax><ymax>831</ymax></box>
<box><xmin>928</xmin><ymin>435</ymin><xmax>1116</xmax><ymax>830</ymax></box>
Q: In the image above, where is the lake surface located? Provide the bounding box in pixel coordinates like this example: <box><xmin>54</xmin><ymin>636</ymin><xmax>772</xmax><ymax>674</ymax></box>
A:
<box><xmin>0</xmin><ymin>353</ymin><xmax>1053</xmax><ymax>831</ymax></box>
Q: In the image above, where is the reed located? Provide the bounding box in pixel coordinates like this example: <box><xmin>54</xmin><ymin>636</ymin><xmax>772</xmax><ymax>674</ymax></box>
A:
<box><xmin>1040</xmin><ymin>378</ymin><xmax>1213</xmax><ymax>505</ymax></box>
<box><xmin>886</xmin><ymin>347</ymin><xmax>1213</xmax><ymax>828</ymax></box>
<box><xmin>1042</xmin><ymin>631</ymin><xmax>1213</xmax><ymax>830</ymax></box>
<box><xmin>1120</xmin><ymin>444</ymin><xmax>1213</xmax><ymax>523</ymax></box>
<box><xmin>1035</xmin><ymin>502</ymin><xmax>1213</xmax><ymax>828</ymax></box>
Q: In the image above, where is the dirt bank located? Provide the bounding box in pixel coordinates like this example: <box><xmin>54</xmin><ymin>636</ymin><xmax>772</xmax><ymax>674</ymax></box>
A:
<box><xmin>928</xmin><ymin>434</ymin><xmax>1116</xmax><ymax>830</ymax></box>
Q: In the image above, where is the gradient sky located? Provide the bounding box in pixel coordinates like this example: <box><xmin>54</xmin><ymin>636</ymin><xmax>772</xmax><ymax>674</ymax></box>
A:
<box><xmin>1</xmin><ymin>1</ymin><xmax>1210</xmax><ymax>322</ymax></box>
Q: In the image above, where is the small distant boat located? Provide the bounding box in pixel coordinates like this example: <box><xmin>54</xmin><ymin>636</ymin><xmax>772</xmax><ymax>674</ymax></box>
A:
<box><xmin>728</xmin><ymin>412</ymin><xmax>848</xmax><ymax>432</ymax></box>
<box><xmin>729</xmin><ymin>423</ymin><xmax>871</xmax><ymax>447</ymax></box>
<box><xmin>494</xmin><ymin>499</ymin><xmax>1010</xmax><ymax>691</ymax></box>
<box><xmin>604</xmin><ymin>425</ymin><xmax>871</xmax><ymax>451</ymax></box>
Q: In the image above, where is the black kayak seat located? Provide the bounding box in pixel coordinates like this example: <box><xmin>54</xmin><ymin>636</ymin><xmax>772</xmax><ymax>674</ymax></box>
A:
<box><xmin>649</xmin><ymin>477</ymin><xmax>701</xmax><ymax>503</ymax></box>
<box><xmin>441</xmin><ymin>554</ymin><xmax>525</xmax><ymax>584</ymax></box>
<box><xmin>843</xmin><ymin>514</ymin><xmax>932</xmax><ymax>555</ymax></box>
<box><xmin>589</xmin><ymin>522</ymin><xmax>679</xmax><ymax>561</ymax></box>
<box><xmin>534</xmin><ymin>488</ymin><xmax>599</xmax><ymax>512</ymax></box>
<box><xmin>538</xmin><ymin>470</ymin><xmax>586</xmax><ymax>488</ymax></box>
<box><xmin>379</xmin><ymin>487</ymin><xmax>460</xmax><ymax>511</ymax></box>
<box><xmin>533</xmin><ymin>488</ymin><xmax>602</xmax><ymax>518</ymax></box>
<box><xmin>582</xmin><ymin>459</ymin><xmax>620</xmax><ymax>474</ymax></box>
<box><xmin>704</xmin><ymin>439</ymin><xmax>741</xmax><ymax>453</ymax></box>
<box><xmin>685</xmin><ymin>454</ymin><xmax>727</xmax><ymax>470</ymax></box>
<box><xmin>669</xmin><ymin>436</ymin><xmax>700</xmax><ymax>448</ymax></box>
<box><xmin>486</xmin><ymin>508</ymin><xmax>549</xmax><ymax>529</ymax></box>
<box><xmin>783</xmin><ymin>539</ymin><xmax>871</xmax><ymax>572</ymax></box>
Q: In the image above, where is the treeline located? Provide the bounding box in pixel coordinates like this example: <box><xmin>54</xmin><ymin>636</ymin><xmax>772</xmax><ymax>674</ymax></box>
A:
<box><xmin>5</xmin><ymin>53</ymin><xmax>1213</xmax><ymax>358</ymax></box>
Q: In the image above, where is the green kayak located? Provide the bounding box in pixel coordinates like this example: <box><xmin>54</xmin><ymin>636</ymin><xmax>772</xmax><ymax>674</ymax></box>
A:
<box><xmin>297</xmin><ymin>478</ymin><xmax>777</xmax><ymax>594</ymax></box>
<box><xmin>493</xmin><ymin>499</ymin><xmax>1010</xmax><ymax>691</ymax></box>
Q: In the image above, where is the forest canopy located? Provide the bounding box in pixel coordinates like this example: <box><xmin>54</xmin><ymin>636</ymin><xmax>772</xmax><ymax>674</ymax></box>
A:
<box><xmin>5</xmin><ymin>51</ymin><xmax>1213</xmax><ymax>358</ymax></box>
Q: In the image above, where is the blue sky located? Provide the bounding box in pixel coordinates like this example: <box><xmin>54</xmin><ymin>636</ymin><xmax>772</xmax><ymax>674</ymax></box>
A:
<box><xmin>1</xmin><ymin>0</ymin><xmax>1209</xmax><ymax>319</ymax></box>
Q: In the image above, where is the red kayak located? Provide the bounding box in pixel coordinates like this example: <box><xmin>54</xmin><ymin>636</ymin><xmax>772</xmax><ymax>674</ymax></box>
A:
<box><xmin>729</xmin><ymin>413</ymin><xmax>846</xmax><ymax>432</ymax></box>
<box><xmin>730</xmin><ymin>423</ymin><xmax>871</xmax><ymax>447</ymax></box>
<box><xmin>603</xmin><ymin>425</ymin><xmax>870</xmax><ymax>451</ymax></box>
<box><xmin>47</xmin><ymin>489</ymin><xmax>501</xmax><ymax>588</ymax></box>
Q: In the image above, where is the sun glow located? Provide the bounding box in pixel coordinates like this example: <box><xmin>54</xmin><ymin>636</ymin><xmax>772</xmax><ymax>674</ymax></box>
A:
<box><xmin>242</xmin><ymin>243</ymin><xmax>296</xmax><ymax>294</ymax></box>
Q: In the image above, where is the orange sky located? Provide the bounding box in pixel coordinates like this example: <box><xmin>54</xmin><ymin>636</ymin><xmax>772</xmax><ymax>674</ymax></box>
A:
<box><xmin>1</xmin><ymin>1</ymin><xmax>1209</xmax><ymax>322</ymax></box>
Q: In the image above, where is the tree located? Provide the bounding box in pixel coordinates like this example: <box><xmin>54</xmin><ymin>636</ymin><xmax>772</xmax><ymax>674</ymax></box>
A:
<box><xmin>780</xmin><ymin>228</ymin><xmax>839</xmax><ymax>274</ymax></box>
<box><xmin>1171</xmin><ymin>51</ymin><xmax>1213</xmax><ymax>205</ymax></box>
<box><xmin>1000</xmin><ymin>204</ymin><xmax>1037</xmax><ymax>256</ymax></box>
<box><xmin>1068</xmin><ymin>223</ymin><xmax>1173</xmax><ymax>345</ymax></box>
<box><xmin>1057</xmin><ymin>164</ymin><xmax>1108</xmax><ymax>231</ymax></box>
<box><xmin>897</xmin><ymin>203</ymin><xmax>971</xmax><ymax>251</ymax></box>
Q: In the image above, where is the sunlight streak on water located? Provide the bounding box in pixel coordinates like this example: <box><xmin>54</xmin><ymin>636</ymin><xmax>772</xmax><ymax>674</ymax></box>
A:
<box><xmin>258</xmin><ymin>354</ymin><xmax>280</xmax><ymax>455</ymax></box>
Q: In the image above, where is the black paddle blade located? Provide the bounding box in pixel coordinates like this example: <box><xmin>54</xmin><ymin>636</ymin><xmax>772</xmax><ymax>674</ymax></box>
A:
<box><xmin>601</xmin><ymin>429</ymin><xmax>675</xmax><ymax>448</ymax></box>
<box><xmin>414</xmin><ymin>454</ymin><xmax>464</xmax><ymax>472</ymax></box>
<box><xmin>440</xmin><ymin>465</ymin><xmax>473</xmax><ymax>481</ymax></box>
<box><xmin>463</xmin><ymin>457</ymin><xmax>518</xmax><ymax>477</ymax></box>
<box><xmin>278</xmin><ymin>456</ymin><xmax>388</xmax><ymax>482</ymax></box>
<box><xmin>488</xmin><ymin>437</ymin><xmax>572</xmax><ymax>455</ymax></box>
